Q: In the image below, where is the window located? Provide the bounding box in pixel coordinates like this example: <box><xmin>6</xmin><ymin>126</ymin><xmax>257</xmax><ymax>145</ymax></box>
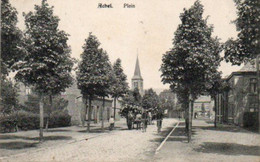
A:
<box><xmin>234</xmin><ymin>76</ymin><xmax>240</xmax><ymax>85</ymax></box>
<box><xmin>25</xmin><ymin>88</ymin><xmax>31</xmax><ymax>95</ymax></box>
<box><xmin>250</xmin><ymin>78</ymin><xmax>257</xmax><ymax>93</ymax></box>
<box><xmin>134</xmin><ymin>82</ymin><xmax>138</xmax><ymax>88</ymax></box>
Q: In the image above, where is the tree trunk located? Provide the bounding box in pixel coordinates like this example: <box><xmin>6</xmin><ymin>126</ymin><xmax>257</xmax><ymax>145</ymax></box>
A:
<box><xmin>185</xmin><ymin>108</ymin><xmax>189</xmax><ymax>131</ymax></box>
<box><xmin>256</xmin><ymin>55</ymin><xmax>260</xmax><ymax>133</ymax></box>
<box><xmin>39</xmin><ymin>94</ymin><xmax>44</xmax><ymax>142</ymax></box>
<box><xmin>191</xmin><ymin>100</ymin><xmax>194</xmax><ymax>128</ymax></box>
<box><xmin>81</xmin><ymin>95</ymin><xmax>87</xmax><ymax>127</ymax></box>
<box><xmin>214</xmin><ymin>96</ymin><xmax>217</xmax><ymax>128</ymax></box>
<box><xmin>183</xmin><ymin>97</ymin><xmax>189</xmax><ymax>132</ymax></box>
<box><xmin>114</xmin><ymin>97</ymin><xmax>116</xmax><ymax>122</ymax></box>
<box><xmin>188</xmin><ymin>94</ymin><xmax>192</xmax><ymax>143</ymax></box>
<box><xmin>87</xmin><ymin>97</ymin><xmax>92</xmax><ymax>132</ymax></box>
<box><xmin>102</xmin><ymin>97</ymin><xmax>105</xmax><ymax>131</ymax></box>
<box><xmin>45</xmin><ymin>95</ymin><xmax>52</xmax><ymax>131</ymax></box>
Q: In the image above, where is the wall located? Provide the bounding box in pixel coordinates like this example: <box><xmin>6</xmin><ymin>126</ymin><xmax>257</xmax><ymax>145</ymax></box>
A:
<box><xmin>63</xmin><ymin>84</ymin><xmax>114</xmax><ymax>126</ymax></box>
<box><xmin>216</xmin><ymin>72</ymin><xmax>258</xmax><ymax>127</ymax></box>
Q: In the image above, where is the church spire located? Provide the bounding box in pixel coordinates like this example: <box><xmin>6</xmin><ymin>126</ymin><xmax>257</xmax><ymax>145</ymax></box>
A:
<box><xmin>133</xmin><ymin>55</ymin><xmax>142</xmax><ymax>79</ymax></box>
<box><xmin>131</xmin><ymin>54</ymin><xmax>144</xmax><ymax>95</ymax></box>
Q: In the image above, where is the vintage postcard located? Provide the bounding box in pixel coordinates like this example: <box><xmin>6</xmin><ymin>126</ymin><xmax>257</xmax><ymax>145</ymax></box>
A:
<box><xmin>0</xmin><ymin>0</ymin><xmax>259</xmax><ymax>161</ymax></box>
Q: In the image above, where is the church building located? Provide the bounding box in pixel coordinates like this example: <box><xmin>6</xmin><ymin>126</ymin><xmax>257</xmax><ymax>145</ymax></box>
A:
<box><xmin>132</xmin><ymin>56</ymin><xmax>144</xmax><ymax>96</ymax></box>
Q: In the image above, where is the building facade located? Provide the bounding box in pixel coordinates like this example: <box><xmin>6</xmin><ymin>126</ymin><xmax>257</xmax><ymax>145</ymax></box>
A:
<box><xmin>131</xmin><ymin>56</ymin><xmax>144</xmax><ymax>96</ymax></box>
<box><xmin>193</xmin><ymin>95</ymin><xmax>214</xmax><ymax>117</ymax></box>
<box><xmin>17</xmin><ymin>82</ymin><xmax>114</xmax><ymax>126</ymax></box>
<box><xmin>63</xmin><ymin>83</ymin><xmax>113</xmax><ymax>125</ymax></box>
<box><xmin>215</xmin><ymin>63</ymin><xmax>259</xmax><ymax>128</ymax></box>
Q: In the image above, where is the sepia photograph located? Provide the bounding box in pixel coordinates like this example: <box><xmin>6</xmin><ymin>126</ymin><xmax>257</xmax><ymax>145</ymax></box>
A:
<box><xmin>0</xmin><ymin>0</ymin><xmax>259</xmax><ymax>161</ymax></box>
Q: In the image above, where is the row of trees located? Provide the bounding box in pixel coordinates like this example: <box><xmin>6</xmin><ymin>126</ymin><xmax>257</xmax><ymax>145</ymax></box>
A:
<box><xmin>161</xmin><ymin>0</ymin><xmax>260</xmax><ymax>141</ymax></box>
<box><xmin>76</xmin><ymin>33</ymin><xmax>128</xmax><ymax>132</ymax></box>
<box><xmin>1</xmin><ymin>0</ymin><xmax>129</xmax><ymax>140</ymax></box>
<box><xmin>122</xmin><ymin>88</ymin><xmax>176</xmax><ymax>115</ymax></box>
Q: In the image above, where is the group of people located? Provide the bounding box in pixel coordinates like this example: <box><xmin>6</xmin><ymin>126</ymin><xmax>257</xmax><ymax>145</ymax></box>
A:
<box><xmin>134</xmin><ymin>110</ymin><xmax>149</xmax><ymax>132</ymax></box>
<box><xmin>132</xmin><ymin>109</ymin><xmax>164</xmax><ymax>133</ymax></box>
<box><xmin>109</xmin><ymin>105</ymin><xmax>165</xmax><ymax>133</ymax></box>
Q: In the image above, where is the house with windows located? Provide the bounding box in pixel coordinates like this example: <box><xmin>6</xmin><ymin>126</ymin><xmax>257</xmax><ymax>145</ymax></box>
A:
<box><xmin>215</xmin><ymin>63</ymin><xmax>258</xmax><ymax>128</ymax></box>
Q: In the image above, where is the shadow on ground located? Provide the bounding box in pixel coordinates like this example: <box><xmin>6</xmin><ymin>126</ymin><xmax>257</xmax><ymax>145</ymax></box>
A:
<box><xmin>0</xmin><ymin>141</ymin><xmax>38</xmax><ymax>150</ymax></box>
<box><xmin>45</xmin><ymin>129</ymin><xmax>72</xmax><ymax>132</ymax></box>
<box><xmin>0</xmin><ymin>135</ymin><xmax>72</xmax><ymax>141</ymax></box>
<box><xmin>194</xmin><ymin>142</ymin><xmax>260</xmax><ymax>156</ymax></box>
<box><xmin>78</xmin><ymin>126</ymin><xmax>122</xmax><ymax>133</ymax></box>
<box><xmin>0</xmin><ymin>135</ymin><xmax>72</xmax><ymax>150</ymax></box>
<box><xmin>193</xmin><ymin>125</ymin><xmax>251</xmax><ymax>134</ymax></box>
<box><xmin>149</xmin><ymin>122</ymin><xmax>190</xmax><ymax>143</ymax></box>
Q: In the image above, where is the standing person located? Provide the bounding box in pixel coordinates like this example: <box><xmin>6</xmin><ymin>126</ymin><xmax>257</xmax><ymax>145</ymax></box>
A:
<box><xmin>136</xmin><ymin>112</ymin><xmax>142</xmax><ymax>130</ymax></box>
<box><xmin>142</xmin><ymin>111</ymin><xmax>148</xmax><ymax>132</ymax></box>
<box><xmin>157</xmin><ymin>110</ymin><xmax>163</xmax><ymax>133</ymax></box>
<box><xmin>148</xmin><ymin>111</ymin><xmax>152</xmax><ymax>125</ymax></box>
<box><xmin>109</xmin><ymin>116</ymin><xmax>115</xmax><ymax>131</ymax></box>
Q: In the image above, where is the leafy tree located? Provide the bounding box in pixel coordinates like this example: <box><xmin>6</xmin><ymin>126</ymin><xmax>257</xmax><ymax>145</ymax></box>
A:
<box><xmin>14</xmin><ymin>0</ymin><xmax>74</xmax><ymax>139</ymax></box>
<box><xmin>0</xmin><ymin>77</ymin><xmax>19</xmax><ymax>115</ymax></box>
<box><xmin>160</xmin><ymin>0</ymin><xmax>222</xmax><ymax>142</ymax></box>
<box><xmin>121</xmin><ymin>90</ymin><xmax>136</xmax><ymax>106</ymax></box>
<box><xmin>0</xmin><ymin>0</ymin><xmax>22</xmax><ymax>116</ymax></box>
<box><xmin>142</xmin><ymin>88</ymin><xmax>159</xmax><ymax>109</ymax></box>
<box><xmin>110</xmin><ymin>58</ymin><xmax>129</xmax><ymax>121</ymax></box>
<box><xmin>1</xmin><ymin>0</ymin><xmax>23</xmax><ymax>75</ymax></box>
<box><xmin>158</xmin><ymin>89</ymin><xmax>176</xmax><ymax>115</ymax></box>
<box><xmin>224</xmin><ymin>0</ymin><xmax>260</xmax><ymax>65</ymax></box>
<box><xmin>22</xmin><ymin>94</ymin><xmax>68</xmax><ymax>114</ymax></box>
<box><xmin>76</xmin><ymin>33</ymin><xmax>112</xmax><ymax>132</ymax></box>
<box><xmin>97</xmin><ymin>49</ymin><xmax>114</xmax><ymax>130</ymax></box>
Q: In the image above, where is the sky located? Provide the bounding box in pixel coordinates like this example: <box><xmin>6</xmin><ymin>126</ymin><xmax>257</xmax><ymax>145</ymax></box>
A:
<box><xmin>10</xmin><ymin>0</ymin><xmax>242</xmax><ymax>90</ymax></box>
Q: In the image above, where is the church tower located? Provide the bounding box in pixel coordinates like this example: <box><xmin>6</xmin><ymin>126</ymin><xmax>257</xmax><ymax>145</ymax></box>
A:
<box><xmin>132</xmin><ymin>56</ymin><xmax>144</xmax><ymax>96</ymax></box>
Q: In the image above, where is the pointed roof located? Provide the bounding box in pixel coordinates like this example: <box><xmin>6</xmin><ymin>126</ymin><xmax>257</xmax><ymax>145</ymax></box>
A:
<box><xmin>132</xmin><ymin>56</ymin><xmax>143</xmax><ymax>80</ymax></box>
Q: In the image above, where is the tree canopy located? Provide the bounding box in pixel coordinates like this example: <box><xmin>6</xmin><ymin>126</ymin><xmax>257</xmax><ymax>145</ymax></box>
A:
<box><xmin>76</xmin><ymin>33</ymin><xmax>112</xmax><ymax>99</ymax></box>
<box><xmin>0</xmin><ymin>78</ymin><xmax>19</xmax><ymax>115</ymax></box>
<box><xmin>1</xmin><ymin>0</ymin><xmax>23</xmax><ymax>75</ymax></box>
<box><xmin>160</xmin><ymin>0</ymin><xmax>222</xmax><ymax>102</ymax></box>
<box><xmin>15</xmin><ymin>0</ymin><xmax>74</xmax><ymax>96</ymax></box>
<box><xmin>142</xmin><ymin>88</ymin><xmax>159</xmax><ymax>109</ymax></box>
<box><xmin>224</xmin><ymin>0</ymin><xmax>260</xmax><ymax>65</ymax></box>
<box><xmin>158</xmin><ymin>89</ymin><xmax>175</xmax><ymax>111</ymax></box>
<box><xmin>110</xmin><ymin>58</ymin><xmax>129</xmax><ymax>99</ymax></box>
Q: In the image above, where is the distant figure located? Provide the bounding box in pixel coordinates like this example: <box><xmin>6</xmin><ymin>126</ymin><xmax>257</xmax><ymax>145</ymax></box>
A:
<box><xmin>127</xmin><ymin>112</ymin><xmax>134</xmax><ymax>130</ymax></box>
<box><xmin>109</xmin><ymin>116</ymin><xmax>115</xmax><ymax>131</ymax></box>
<box><xmin>136</xmin><ymin>112</ymin><xmax>142</xmax><ymax>130</ymax></box>
<box><xmin>178</xmin><ymin>114</ymin><xmax>181</xmax><ymax>120</ymax></box>
<box><xmin>142</xmin><ymin>111</ymin><xmax>148</xmax><ymax>132</ymax></box>
<box><xmin>156</xmin><ymin>110</ymin><xmax>163</xmax><ymax>133</ymax></box>
<box><xmin>148</xmin><ymin>111</ymin><xmax>152</xmax><ymax>125</ymax></box>
<box><xmin>194</xmin><ymin>112</ymin><xmax>198</xmax><ymax>119</ymax></box>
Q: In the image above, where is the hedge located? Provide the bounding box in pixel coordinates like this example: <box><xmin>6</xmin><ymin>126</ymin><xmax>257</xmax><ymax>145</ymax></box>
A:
<box><xmin>0</xmin><ymin>110</ymin><xmax>71</xmax><ymax>133</ymax></box>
